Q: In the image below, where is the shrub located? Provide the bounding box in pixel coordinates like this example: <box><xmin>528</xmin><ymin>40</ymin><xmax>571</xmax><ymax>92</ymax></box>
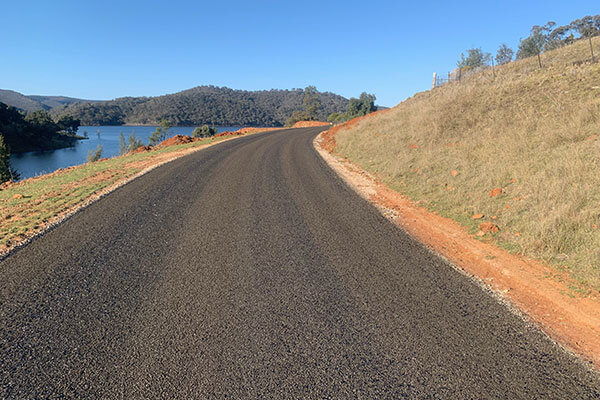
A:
<box><xmin>86</xmin><ymin>145</ymin><xmax>103</xmax><ymax>163</ymax></box>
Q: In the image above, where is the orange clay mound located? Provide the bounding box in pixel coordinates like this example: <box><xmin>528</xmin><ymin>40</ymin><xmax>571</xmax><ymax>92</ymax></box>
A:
<box><xmin>157</xmin><ymin>135</ymin><xmax>197</xmax><ymax>147</ymax></box>
<box><xmin>291</xmin><ymin>121</ymin><xmax>331</xmax><ymax>128</ymax></box>
<box><xmin>130</xmin><ymin>145</ymin><xmax>152</xmax><ymax>154</ymax></box>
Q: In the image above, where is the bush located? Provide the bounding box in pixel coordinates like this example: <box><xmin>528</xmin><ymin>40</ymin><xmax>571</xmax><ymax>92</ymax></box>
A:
<box><xmin>285</xmin><ymin>111</ymin><xmax>312</xmax><ymax>127</ymax></box>
<box><xmin>148</xmin><ymin>119</ymin><xmax>171</xmax><ymax>146</ymax></box>
<box><xmin>86</xmin><ymin>145</ymin><xmax>103</xmax><ymax>163</ymax></box>
<box><xmin>457</xmin><ymin>48</ymin><xmax>491</xmax><ymax>69</ymax></box>
<box><xmin>192</xmin><ymin>125</ymin><xmax>217</xmax><ymax>138</ymax></box>
<box><xmin>495</xmin><ymin>44</ymin><xmax>514</xmax><ymax>65</ymax></box>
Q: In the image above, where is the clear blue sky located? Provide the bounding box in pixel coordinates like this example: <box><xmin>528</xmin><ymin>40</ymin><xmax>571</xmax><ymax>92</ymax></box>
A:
<box><xmin>1</xmin><ymin>1</ymin><xmax>597</xmax><ymax>107</ymax></box>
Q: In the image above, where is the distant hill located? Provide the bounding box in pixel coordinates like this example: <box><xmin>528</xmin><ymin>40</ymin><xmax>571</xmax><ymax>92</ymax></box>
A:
<box><xmin>0</xmin><ymin>90</ymin><xmax>45</xmax><ymax>113</ymax></box>
<box><xmin>51</xmin><ymin>86</ymin><xmax>350</xmax><ymax>127</ymax></box>
<box><xmin>0</xmin><ymin>89</ymin><xmax>96</xmax><ymax>113</ymax></box>
<box><xmin>28</xmin><ymin>95</ymin><xmax>98</xmax><ymax>109</ymax></box>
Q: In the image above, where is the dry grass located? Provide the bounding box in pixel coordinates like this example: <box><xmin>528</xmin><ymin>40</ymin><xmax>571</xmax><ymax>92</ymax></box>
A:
<box><xmin>334</xmin><ymin>37</ymin><xmax>600</xmax><ymax>290</ymax></box>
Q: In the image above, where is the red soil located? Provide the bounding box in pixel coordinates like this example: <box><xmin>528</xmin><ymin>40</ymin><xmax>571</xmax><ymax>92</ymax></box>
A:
<box><xmin>157</xmin><ymin>135</ymin><xmax>197</xmax><ymax>147</ymax></box>
<box><xmin>320</xmin><ymin>108</ymin><xmax>392</xmax><ymax>152</ymax></box>
<box><xmin>130</xmin><ymin>145</ymin><xmax>152</xmax><ymax>154</ymax></box>
<box><xmin>316</xmin><ymin>117</ymin><xmax>600</xmax><ymax>368</ymax></box>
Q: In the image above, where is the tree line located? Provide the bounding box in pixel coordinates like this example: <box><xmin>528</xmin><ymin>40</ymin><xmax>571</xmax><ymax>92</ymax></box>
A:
<box><xmin>285</xmin><ymin>87</ymin><xmax>378</xmax><ymax>126</ymax></box>
<box><xmin>53</xmin><ymin>86</ymin><xmax>349</xmax><ymax>127</ymax></box>
<box><xmin>456</xmin><ymin>14</ymin><xmax>600</xmax><ymax>71</ymax></box>
<box><xmin>0</xmin><ymin>102</ymin><xmax>82</xmax><ymax>181</ymax></box>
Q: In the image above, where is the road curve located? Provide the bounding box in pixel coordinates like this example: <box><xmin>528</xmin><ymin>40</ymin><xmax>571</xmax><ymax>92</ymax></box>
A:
<box><xmin>1</xmin><ymin>127</ymin><xmax>599</xmax><ymax>398</ymax></box>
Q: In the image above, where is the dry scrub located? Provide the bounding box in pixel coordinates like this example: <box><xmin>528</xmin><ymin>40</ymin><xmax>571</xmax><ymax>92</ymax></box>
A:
<box><xmin>334</xmin><ymin>37</ymin><xmax>600</xmax><ymax>290</ymax></box>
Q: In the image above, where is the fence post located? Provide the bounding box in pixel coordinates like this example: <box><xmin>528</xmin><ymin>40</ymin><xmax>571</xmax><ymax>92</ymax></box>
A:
<box><xmin>590</xmin><ymin>37</ymin><xmax>596</xmax><ymax>63</ymax></box>
<box><xmin>458</xmin><ymin>67</ymin><xmax>462</xmax><ymax>82</ymax></box>
<box><xmin>492</xmin><ymin>58</ymin><xmax>496</xmax><ymax>80</ymax></box>
<box><xmin>537</xmin><ymin>51</ymin><xmax>542</xmax><ymax>68</ymax></box>
<box><xmin>432</xmin><ymin>72</ymin><xmax>437</xmax><ymax>89</ymax></box>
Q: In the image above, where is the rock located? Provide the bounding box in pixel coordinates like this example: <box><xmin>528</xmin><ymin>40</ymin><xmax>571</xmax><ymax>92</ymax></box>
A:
<box><xmin>489</xmin><ymin>188</ymin><xmax>503</xmax><ymax>197</ymax></box>
<box><xmin>12</xmin><ymin>194</ymin><xmax>23</xmax><ymax>199</ymax></box>
<box><xmin>478</xmin><ymin>222</ymin><xmax>500</xmax><ymax>234</ymax></box>
<box><xmin>409</xmin><ymin>143</ymin><xmax>419</xmax><ymax>149</ymax></box>
<box><xmin>451</xmin><ymin>170</ymin><xmax>458</xmax><ymax>177</ymax></box>
<box><xmin>472</xmin><ymin>213</ymin><xmax>484</xmax><ymax>219</ymax></box>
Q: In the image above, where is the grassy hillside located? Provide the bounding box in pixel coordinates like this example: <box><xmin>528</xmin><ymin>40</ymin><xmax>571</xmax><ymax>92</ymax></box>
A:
<box><xmin>332</xmin><ymin>37</ymin><xmax>600</xmax><ymax>290</ymax></box>
<box><xmin>53</xmin><ymin>86</ymin><xmax>349</xmax><ymax>126</ymax></box>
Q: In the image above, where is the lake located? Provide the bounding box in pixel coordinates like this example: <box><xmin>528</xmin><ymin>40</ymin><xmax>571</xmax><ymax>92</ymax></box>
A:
<box><xmin>10</xmin><ymin>125</ymin><xmax>243</xmax><ymax>180</ymax></box>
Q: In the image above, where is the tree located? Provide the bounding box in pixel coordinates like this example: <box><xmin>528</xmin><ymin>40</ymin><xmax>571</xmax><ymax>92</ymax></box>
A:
<box><xmin>495</xmin><ymin>44</ymin><xmax>514</xmax><ymax>65</ymax></box>
<box><xmin>0</xmin><ymin>133</ymin><xmax>16</xmax><ymax>183</ymax></box>
<box><xmin>457</xmin><ymin>48</ymin><xmax>491</xmax><ymax>69</ymax></box>
<box><xmin>118</xmin><ymin>132</ymin><xmax>127</xmax><ymax>155</ymax></box>
<box><xmin>192</xmin><ymin>125</ymin><xmax>217</xmax><ymax>138</ymax></box>
<box><xmin>545</xmin><ymin>24</ymin><xmax>576</xmax><ymax>50</ymax></box>
<box><xmin>127</xmin><ymin>131</ymin><xmax>144</xmax><ymax>152</ymax></box>
<box><xmin>148</xmin><ymin>119</ymin><xmax>171</xmax><ymax>146</ymax></box>
<box><xmin>572</xmin><ymin>15</ymin><xmax>600</xmax><ymax>38</ymax></box>
<box><xmin>346</xmin><ymin>93</ymin><xmax>377</xmax><ymax>119</ymax></box>
<box><xmin>327</xmin><ymin>112</ymin><xmax>345</xmax><ymax>123</ymax></box>
<box><xmin>86</xmin><ymin>145</ymin><xmax>103</xmax><ymax>163</ymax></box>
<box><xmin>56</xmin><ymin>115</ymin><xmax>81</xmax><ymax>135</ymax></box>
<box><xmin>517</xmin><ymin>22</ymin><xmax>555</xmax><ymax>60</ymax></box>
<box><xmin>285</xmin><ymin>111</ymin><xmax>311</xmax><ymax>127</ymax></box>
<box><xmin>303</xmin><ymin>86</ymin><xmax>322</xmax><ymax>121</ymax></box>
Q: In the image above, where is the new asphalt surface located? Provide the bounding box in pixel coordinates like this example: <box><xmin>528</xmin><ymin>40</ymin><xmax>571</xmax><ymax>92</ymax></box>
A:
<box><xmin>1</xmin><ymin>127</ymin><xmax>599</xmax><ymax>398</ymax></box>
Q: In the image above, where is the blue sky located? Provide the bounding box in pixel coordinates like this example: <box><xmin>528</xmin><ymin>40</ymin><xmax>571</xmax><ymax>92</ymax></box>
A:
<box><xmin>1</xmin><ymin>1</ymin><xmax>597</xmax><ymax>107</ymax></box>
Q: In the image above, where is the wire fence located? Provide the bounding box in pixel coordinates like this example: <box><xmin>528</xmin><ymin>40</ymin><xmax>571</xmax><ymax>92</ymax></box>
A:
<box><xmin>431</xmin><ymin>67</ymin><xmax>479</xmax><ymax>89</ymax></box>
<box><xmin>432</xmin><ymin>36</ymin><xmax>599</xmax><ymax>89</ymax></box>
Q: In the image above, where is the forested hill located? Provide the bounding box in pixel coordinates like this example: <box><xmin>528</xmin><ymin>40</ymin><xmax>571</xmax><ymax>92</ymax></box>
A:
<box><xmin>51</xmin><ymin>86</ymin><xmax>349</xmax><ymax>126</ymax></box>
<box><xmin>0</xmin><ymin>89</ymin><xmax>94</xmax><ymax>113</ymax></box>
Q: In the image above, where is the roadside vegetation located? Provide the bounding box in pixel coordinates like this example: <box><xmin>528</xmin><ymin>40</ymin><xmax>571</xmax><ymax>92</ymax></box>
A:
<box><xmin>326</xmin><ymin>92</ymin><xmax>377</xmax><ymax>123</ymax></box>
<box><xmin>331</xmin><ymin>32</ymin><xmax>600</xmax><ymax>290</ymax></box>
<box><xmin>286</xmin><ymin>86</ymin><xmax>378</xmax><ymax>126</ymax></box>
<box><xmin>0</xmin><ymin>128</ymin><xmax>271</xmax><ymax>255</ymax></box>
<box><xmin>285</xmin><ymin>86</ymin><xmax>325</xmax><ymax>126</ymax></box>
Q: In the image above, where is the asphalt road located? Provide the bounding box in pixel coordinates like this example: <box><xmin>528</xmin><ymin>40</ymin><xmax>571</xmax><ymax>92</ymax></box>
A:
<box><xmin>1</xmin><ymin>127</ymin><xmax>599</xmax><ymax>398</ymax></box>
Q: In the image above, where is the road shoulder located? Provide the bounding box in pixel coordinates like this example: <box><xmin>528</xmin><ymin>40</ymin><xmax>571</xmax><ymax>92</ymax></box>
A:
<box><xmin>313</xmin><ymin>131</ymin><xmax>600</xmax><ymax>370</ymax></box>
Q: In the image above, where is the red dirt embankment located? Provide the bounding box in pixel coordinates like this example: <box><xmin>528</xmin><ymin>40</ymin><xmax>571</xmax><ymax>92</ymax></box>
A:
<box><xmin>291</xmin><ymin>120</ymin><xmax>331</xmax><ymax>128</ymax></box>
<box><xmin>316</xmin><ymin>112</ymin><xmax>600</xmax><ymax>369</ymax></box>
<box><xmin>157</xmin><ymin>135</ymin><xmax>197</xmax><ymax>147</ymax></box>
<box><xmin>320</xmin><ymin>109</ymin><xmax>391</xmax><ymax>152</ymax></box>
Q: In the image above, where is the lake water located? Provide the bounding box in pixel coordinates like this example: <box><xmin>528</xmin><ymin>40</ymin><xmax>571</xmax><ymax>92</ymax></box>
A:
<box><xmin>10</xmin><ymin>125</ymin><xmax>243</xmax><ymax>180</ymax></box>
